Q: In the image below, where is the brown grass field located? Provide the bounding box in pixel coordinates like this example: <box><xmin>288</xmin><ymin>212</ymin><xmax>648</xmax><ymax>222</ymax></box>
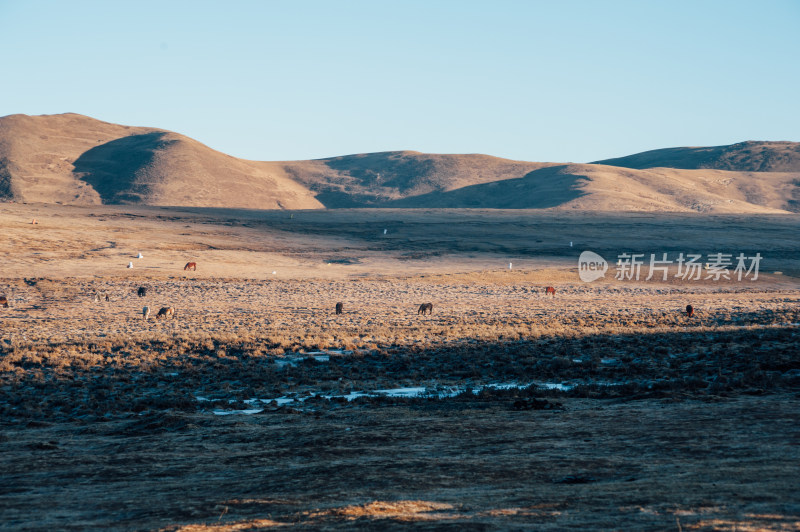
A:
<box><xmin>1</xmin><ymin>203</ymin><xmax>799</xmax><ymax>530</ymax></box>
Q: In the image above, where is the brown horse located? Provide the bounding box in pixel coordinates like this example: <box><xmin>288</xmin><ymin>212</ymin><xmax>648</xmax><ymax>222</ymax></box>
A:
<box><xmin>335</xmin><ymin>302</ymin><xmax>343</xmax><ymax>315</ymax></box>
<box><xmin>686</xmin><ymin>304</ymin><xmax>694</xmax><ymax>317</ymax></box>
<box><xmin>0</xmin><ymin>296</ymin><xmax>8</xmax><ymax>308</ymax></box>
<box><xmin>545</xmin><ymin>286</ymin><xmax>556</xmax><ymax>297</ymax></box>
<box><xmin>418</xmin><ymin>302</ymin><xmax>433</xmax><ymax>315</ymax></box>
<box><xmin>156</xmin><ymin>306</ymin><xmax>175</xmax><ymax>319</ymax></box>
<box><xmin>184</xmin><ymin>262</ymin><xmax>197</xmax><ymax>271</ymax></box>
<box><xmin>137</xmin><ymin>286</ymin><xmax>147</xmax><ymax>297</ymax></box>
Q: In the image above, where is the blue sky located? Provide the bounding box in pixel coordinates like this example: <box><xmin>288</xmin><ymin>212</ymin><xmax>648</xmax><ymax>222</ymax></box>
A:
<box><xmin>1</xmin><ymin>0</ymin><xmax>798</xmax><ymax>163</ymax></box>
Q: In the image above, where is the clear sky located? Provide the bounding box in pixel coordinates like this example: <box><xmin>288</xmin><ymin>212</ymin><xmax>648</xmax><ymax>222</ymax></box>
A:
<box><xmin>1</xmin><ymin>0</ymin><xmax>798</xmax><ymax>163</ymax></box>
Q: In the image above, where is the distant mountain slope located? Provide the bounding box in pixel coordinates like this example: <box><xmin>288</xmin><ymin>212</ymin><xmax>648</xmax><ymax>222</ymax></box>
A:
<box><xmin>0</xmin><ymin>113</ymin><xmax>797</xmax><ymax>213</ymax></box>
<box><xmin>0</xmin><ymin>113</ymin><xmax>322</xmax><ymax>209</ymax></box>
<box><xmin>384</xmin><ymin>165</ymin><xmax>587</xmax><ymax>209</ymax></box>
<box><xmin>383</xmin><ymin>164</ymin><xmax>797</xmax><ymax>213</ymax></box>
<box><xmin>280</xmin><ymin>152</ymin><xmax>556</xmax><ymax>207</ymax></box>
<box><xmin>593</xmin><ymin>141</ymin><xmax>800</xmax><ymax>172</ymax></box>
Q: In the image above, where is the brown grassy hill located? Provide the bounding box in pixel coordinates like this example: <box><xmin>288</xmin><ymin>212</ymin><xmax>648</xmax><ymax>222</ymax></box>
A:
<box><xmin>593</xmin><ymin>141</ymin><xmax>800</xmax><ymax>172</ymax></box>
<box><xmin>1</xmin><ymin>113</ymin><xmax>797</xmax><ymax>213</ymax></box>
<box><xmin>280</xmin><ymin>151</ymin><xmax>556</xmax><ymax>207</ymax></box>
<box><xmin>382</xmin><ymin>163</ymin><xmax>798</xmax><ymax>213</ymax></box>
<box><xmin>0</xmin><ymin>112</ymin><xmax>151</xmax><ymax>203</ymax></box>
<box><xmin>0</xmin><ymin>113</ymin><xmax>322</xmax><ymax>209</ymax></box>
<box><xmin>559</xmin><ymin>164</ymin><xmax>798</xmax><ymax>213</ymax></box>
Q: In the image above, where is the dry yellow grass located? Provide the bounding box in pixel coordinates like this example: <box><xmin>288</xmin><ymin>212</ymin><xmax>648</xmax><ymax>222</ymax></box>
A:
<box><xmin>1</xmin><ymin>202</ymin><xmax>798</xmax><ymax>531</ymax></box>
<box><xmin>2</xmin><ymin>113</ymin><xmax>798</xmax><ymax>211</ymax></box>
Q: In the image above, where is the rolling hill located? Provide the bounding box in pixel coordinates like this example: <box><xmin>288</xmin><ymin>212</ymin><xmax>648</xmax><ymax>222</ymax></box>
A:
<box><xmin>384</xmin><ymin>163</ymin><xmax>799</xmax><ymax>213</ymax></box>
<box><xmin>593</xmin><ymin>141</ymin><xmax>800</xmax><ymax>173</ymax></box>
<box><xmin>279</xmin><ymin>152</ymin><xmax>556</xmax><ymax>207</ymax></box>
<box><xmin>0</xmin><ymin>113</ymin><xmax>798</xmax><ymax>213</ymax></box>
<box><xmin>0</xmin><ymin>113</ymin><xmax>322</xmax><ymax>209</ymax></box>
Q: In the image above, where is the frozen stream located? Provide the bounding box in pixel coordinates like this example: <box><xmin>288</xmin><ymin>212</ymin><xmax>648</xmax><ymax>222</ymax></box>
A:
<box><xmin>190</xmin><ymin>349</ymin><xmax>624</xmax><ymax>415</ymax></box>
<box><xmin>202</xmin><ymin>381</ymin><xmax>579</xmax><ymax>415</ymax></box>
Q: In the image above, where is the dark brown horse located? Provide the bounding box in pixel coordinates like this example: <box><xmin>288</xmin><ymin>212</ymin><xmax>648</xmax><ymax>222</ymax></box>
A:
<box><xmin>545</xmin><ymin>286</ymin><xmax>556</xmax><ymax>297</ymax></box>
<box><xmin>418</xmin><ymin>302</ymin><xmax>433</xmax><ymax>315</ymax></box>
<box><xmin>335</xmin><ymin>302</ymin><xmax>343</xmax><ymax>315</ymax></box>
<box><xmin>137</xmin><ymin>286</ymin><xmax>147</xmax><ymax>297</ymax></box>
<box><xmin>184</xmin><ymin>262</ymin><xmax>197</xmax><ymax>271</ymax></box>
<box><xmin>0</xmin><ymin>296</ymin><xmax>8</xmax><ymax>308</ymax></box>
<box><xmin>156</xmin><ymin>306</ymin><xmax>175</xmax><ymax>319</ymax></box>
<box><xmin>686</xmin><ymin>304</ymin><xmax>694</xmax><ymax>317</ymax></box>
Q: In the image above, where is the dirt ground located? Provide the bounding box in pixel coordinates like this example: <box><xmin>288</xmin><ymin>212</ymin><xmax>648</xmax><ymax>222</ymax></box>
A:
<box><xmin>1</xmin><ymin>203</ymin><xmax>799</xmax><ymax>530</ymax></box>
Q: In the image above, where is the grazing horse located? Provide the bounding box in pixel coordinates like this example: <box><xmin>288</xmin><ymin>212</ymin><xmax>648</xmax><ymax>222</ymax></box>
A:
<box><xmin>137</xmin><ymin>286</ymin><xmax>147</xmax><ymax>297</ymax></box>
<box><xmin>0</xmin><ymin>296</ymin><xmax>8</xmax><ymax>308</ymax></box>
<box><xmin>142</xmin><ymin>306</ymin><xmax>150</xmax><ymax>320</ymax></box>
<box><xmin>545</xmin><ymin>286</ymin><xmax>556</xmax><ymax>297</ymax></box>
<box><xmin>418</xmin><ymin>302</ymin><xmax>433</xmax><ymax>315</ymax></box>
<box><xmin>93</xmin><ymin>292</ymin><xmax>108</xmax><ymax>303</ymax></box>
<box><xmin>184</xmin><ymin>262</ymin><xmax>197</xmax><ymax>271</ymax></box>
<box><xmin>686</xmin><ymin>304</ymin><xmax>694</xmax><ymax>318</ymax></box>
<box><xmin>335</xmin><ymin>302</ymin><xmax>343</xmax><ymax>315</ymax></box>
<box><xmin>156</xmin><ymin>306</ymin><xmax>175</xmax><ymax>319</ymax></box>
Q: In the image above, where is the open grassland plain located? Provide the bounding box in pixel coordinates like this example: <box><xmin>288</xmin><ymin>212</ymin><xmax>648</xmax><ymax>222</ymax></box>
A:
<box><xmin>1</xmin><ymin>203</ymin><xmax>799</xmax><ymax>530</ymax></box>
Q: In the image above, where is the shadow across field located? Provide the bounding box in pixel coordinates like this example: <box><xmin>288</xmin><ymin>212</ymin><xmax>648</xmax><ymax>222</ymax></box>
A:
<box><xmin>1</xmin><ymin>325</ymin><xmax>797</xmax><ymax>421</ymax></box>
<box><xmin>0</xmin><ymin>338</ymin><xmax>798</xmax><ymax>530</ymax></box>
<box><xmin>169</xmin><ymin>206</ymin><xmax>800</xmax><ymax>272</ymax></box>
<box><xmin>1</xmin><ymin>304</ymin><xmax>799</xmax><ymax>530</ymax></box>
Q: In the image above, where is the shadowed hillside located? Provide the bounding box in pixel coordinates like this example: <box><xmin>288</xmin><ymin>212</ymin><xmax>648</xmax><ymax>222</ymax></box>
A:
<box><xmin>381</xmin><ymin>163</ymin><xmax>798</xmax><ymax>213</ymax></box>
<box><xmin>383</xmin><ymin>165</ymin><xmax>588</xmax><ymax>208</ymax></box>
<box><xmin>0</xmin><ymin>113</ymin><xmax>322</xmax><ymax>209</ymax></box>
<box><xmin>0</xmin><ymin>113</ymin><xmax>798</xmax><ymax>212</ymax></box>
<box><xmin>281</xmin><ymin>151</ymin><xmax>556</xmax><ymax>207</ymax></box>
<box><xmin>74</xmin><ymin>132</ymin><xmax>170</xmax><ymax>203</ymax></box>
<box><xmin>593</xmin><ymin>141</ymin><xmax>800</xmax><ymax>172</ymax></box>
<box><xmin>0</xmin><ymin>113</ymin><xmax>152</xmax><ymax>204</ymax></box>
<box><xmin>0</xmin><ymin>157</ymin><xmax>18</xmax><ymax>199</ymax></box>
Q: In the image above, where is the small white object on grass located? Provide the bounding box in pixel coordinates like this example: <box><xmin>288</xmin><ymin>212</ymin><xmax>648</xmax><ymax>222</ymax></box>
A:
<box><xmin>570</xmin><ymin>241</ymin><xmax>573</xmax><ymax>247</ymax></box>
<box><xmin>136</xmin><ymin>252</ymin><xmax>143</xmax><ymax>259</ymax></box>
<box><xmin>272</xmin><ymin>271</ymin><xmax>277</xmax><ymax>275</ymax></box>
<box><xmin>383</xmin><ymin>229</ymin><xmax>387</xmax><ymax>235</ymax></box>
<box><xmin>509</xmin><ymin>262</ymin><xmax>512</xmax><ymax>270</ymax></box>
<box><xmin>127</xmin><ymin>262</ymin><xmax>134</xmax><ymax>269</ymax></box>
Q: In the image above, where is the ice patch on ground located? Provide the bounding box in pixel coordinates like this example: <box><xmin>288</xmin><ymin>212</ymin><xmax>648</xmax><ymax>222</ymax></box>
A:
<box><xmin>213</xmin><ymin>408</ymin><xmax>264</xmax><ymax>416</ymax></box>
<box><xmin>306</xmin><ymin>349</ymin><xmax>353</xmax><ymax>356</ymax></box>
<box><xmin>374</xmin><ymin>387</ymin><xmax>428</xmax><ymax>397</ymax></box>
<box><xmin>273</xmin><ymin>349</ymin><xmax>352</xmax><ymax>367</ymax></box>
<box><xmin>207</xmin><ymin>381</ymin><xmax>582</xmax><ymax>414</ymax></box>
<box><xmin>536</xmin><ymin>382</ymin><xmax>574</xmax><ymax>391</ymax></box>
<box><xmin>201</xmin><ymin>378</ymin><xmax>638</xmax><ymax>414</ymax></box>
